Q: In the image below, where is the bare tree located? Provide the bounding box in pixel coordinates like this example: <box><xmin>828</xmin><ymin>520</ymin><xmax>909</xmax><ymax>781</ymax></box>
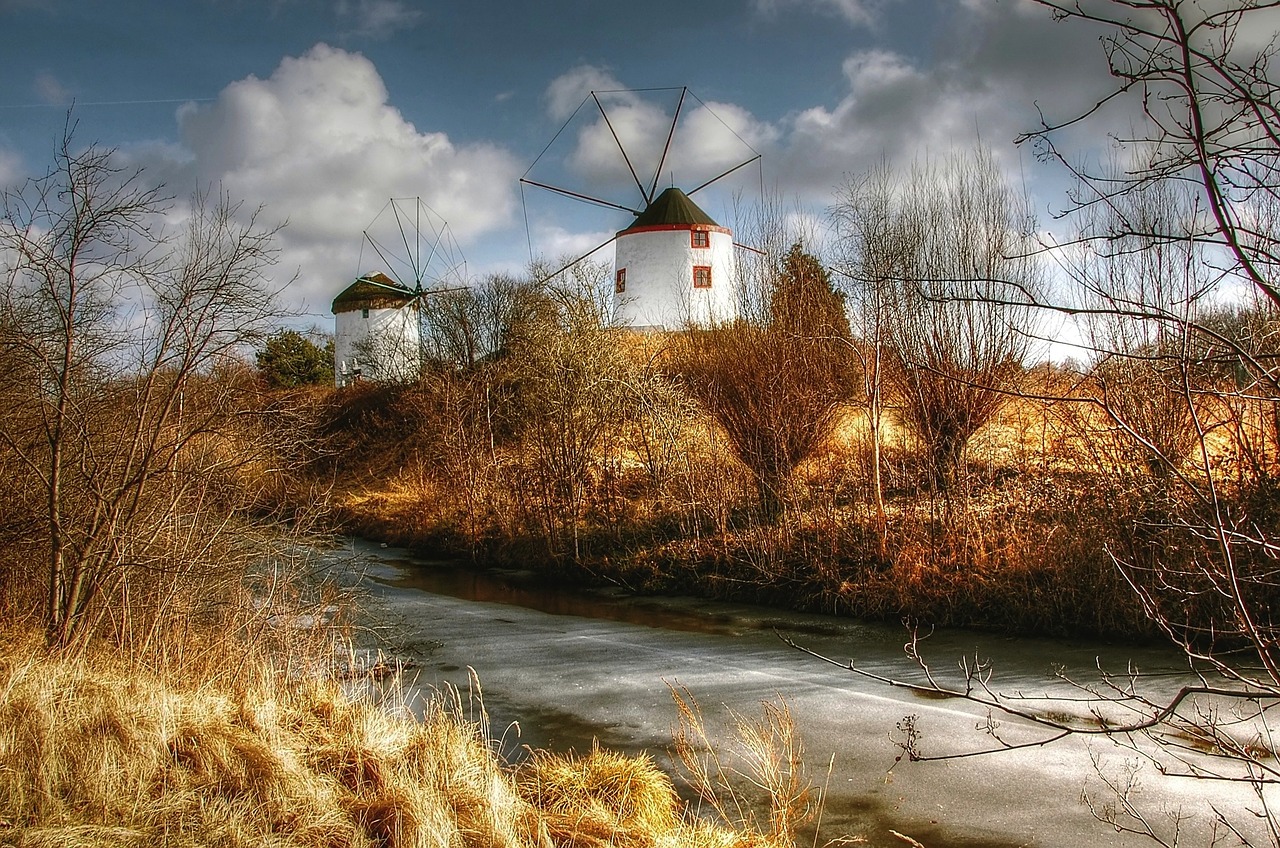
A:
<box><xmin>500</xmin><ymin>259</ymin><xmax>634</xmax><ymax>559</ymax></box>
<box><xmin>1025</xmin><ymin>0</ymin><xmax>1280</xmax><ymax>311</ymax></box>
<box><xmin>0</xmin><ymin>130</ymin><xmax>284</xmax><ymax>648</ymax></box>
<box><xmin>676</xmin><ymin>243</ymin><xmax>857</xmax><ymax>520</ymax></box>
<box><xmin>418</xmin><ymin>274</ymin><xmax>517</xmax><ymax>369</ymax></box>
<box><xmin>1020</xmin><ymin>2</ymin><xmax>1280</xmax><ymax>688</ymax></box>
<box><xmin>1070</xmin><ymin>176</ymin><xmax>1216</xmax><ymax>477</ymax></box>
<box><xmin>796</xmin><ymin>6</ymin><xmax>1280</xmax><ymax>845</ymax></box>
<box><xmin>834</xmin><ymin>149</ymin><xmax>1041</xmax><ymax>490</ymax></box>
<box><xmin>832</xmin><ymin>161</ymin><xmax>912</xmax><ymax>535</ymax></box>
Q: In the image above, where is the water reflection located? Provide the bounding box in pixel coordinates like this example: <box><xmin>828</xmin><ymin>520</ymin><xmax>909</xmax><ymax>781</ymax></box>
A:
<box><xmin>371</xmin><ymin>554</ymin><xmax>841</xmax><ymax>639</ymax></box>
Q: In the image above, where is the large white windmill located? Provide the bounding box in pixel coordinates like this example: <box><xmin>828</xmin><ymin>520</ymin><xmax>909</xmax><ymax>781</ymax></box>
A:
<box><xmin>332</xmin><ymin>198</ymin><xmax>466</xmax><ymax>387</ymax></box>
<box><xmin>521</xmin><ymin>87</ymin><xmax>761</xmax><ymax>331</ymax></box>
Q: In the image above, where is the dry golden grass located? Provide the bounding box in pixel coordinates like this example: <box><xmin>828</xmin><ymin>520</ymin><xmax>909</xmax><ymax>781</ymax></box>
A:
<box><xmin>517</xmin><ymin>745</ymin><xmax>679</xmax><ymax>848</ymax></box>
<box><xmin>671</xmin><ymin>687</ymin><xmax>811</xmax><ymax>848</ymax></box>
<box><xmin>0</xmin><ymin>629</ymin><xmax>808</xmax><ymax>848</ymax></box>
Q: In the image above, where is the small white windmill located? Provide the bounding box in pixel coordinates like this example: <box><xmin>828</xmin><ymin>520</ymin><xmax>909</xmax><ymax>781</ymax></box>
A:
<box><xmin>521</xmin><ymin>87</ymin><xmax>761</xmax><ymax>331</ymax></box>
<box><xmin>332</xmin><ymin>198</ymin><xmax>466</xmax><ymax>386</ymax></box>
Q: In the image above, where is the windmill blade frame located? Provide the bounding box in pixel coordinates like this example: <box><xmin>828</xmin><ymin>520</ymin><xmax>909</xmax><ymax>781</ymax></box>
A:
<box><xmin>521</xmin><ymin>85</ymin><xmax>764</xmax><ymax>331</ymax></box>
<box><xmin>357</xmin><ymin>197</ymin><xmax>469</xmax><ymax>294</ymax></box>
<box><xmin>520</xmin><ymin>86</ymin><xmax>761</xmax><ymax>222</ymax></box>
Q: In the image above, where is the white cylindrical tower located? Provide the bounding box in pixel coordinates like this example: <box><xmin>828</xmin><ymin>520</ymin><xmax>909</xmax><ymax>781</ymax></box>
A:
<box><xmin>331</xmin><ymin>272</ymin><xmax>421</xmax><ymax>387</ymax></box>
<box><xmin>612</xmin><ymin>187</ymin><xmax>738</xmax><ymax>330</ymax></box>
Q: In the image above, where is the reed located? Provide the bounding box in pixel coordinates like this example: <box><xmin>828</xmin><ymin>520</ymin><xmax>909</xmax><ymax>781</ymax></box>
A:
<box><xmin>0</xmin><ymin>628</ymin><xmax>818</xmax><ymax>848</ymax></box>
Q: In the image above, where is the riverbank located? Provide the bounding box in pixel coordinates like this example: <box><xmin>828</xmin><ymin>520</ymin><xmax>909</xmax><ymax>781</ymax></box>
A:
<box><xmin>0</xmin><ymin>625</ymin><xmax>797</xmax><ymax>848</ymax></box>
<box><xmin>340</xmin><ymin>538</ymin><xmax>1251</xmax><ymax>848</ymax></box>
<box><xmin>301</xmin><ymin>376</ymin><xmax>1226</xmax><ymax>644</ymax></box>
<box><xmin>326</xmin><ymin>467</ymin><xmax>1156</xmax><ymax>642</ymax></box>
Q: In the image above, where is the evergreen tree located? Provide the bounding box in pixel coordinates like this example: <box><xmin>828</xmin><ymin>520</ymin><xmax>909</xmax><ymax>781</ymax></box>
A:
<box><xmin>257</xmin><ymin>330</ymin><xmax>332</xmax><ymax>388</ymax></box>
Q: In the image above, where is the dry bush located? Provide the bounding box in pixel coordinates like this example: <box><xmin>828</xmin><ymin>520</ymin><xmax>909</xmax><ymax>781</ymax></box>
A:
<box><xmin>617</xmin><ymin>341</ymin><xmax>738</xmax><ymax>541</ymax></box>
<box><xmin>402</xmin><ymin>264</ymin><xmax>640</xmax><ymax>561</ymax></box>
<box><xmin>1196</xmin><ymin>303</ymin><xmax>1280</xmax><ymax>483</ymax></box>
<box><xmin>1087</xmin><ymin>355</ymin><xmax>1205</xmax><ymax>476</ymax></box>
<box><xmin>313</xmin><ymin>375</ymin><xmax>512</xmax><ymax>555</ymax></box>
<box><xmin>399</xmin><ymin>365</ymin><xmax>507</xmax><ymax>551</ymax></box>
<box><xmin>500</xmin><ymin>288</ymin><xmax>634</xmax><ymax>559</ymax></box>
<box><xmin>800</xmin><ymin>472</ymin><xmax>1151</xmax><ymax>637</ymax></box>
<box><xmin>632</xmin><ymin>358</ymin><xmax>766</xmax><ymax>546</ymax></box>
<box><xmin>674</xmin><ymin>245</ymin><xmax>856</xmax><ymax>522</ymax></box>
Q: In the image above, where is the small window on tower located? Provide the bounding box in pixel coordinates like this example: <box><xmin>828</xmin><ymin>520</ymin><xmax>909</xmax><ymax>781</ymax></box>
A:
<box><xmin>362</xmin><ymin>307</ymin><xmax>370</xmax><ymax>318</ymax></box>
<box><xmin>615</xmin><ymin>268</ymin><xmax>627</xmax><ymax>293</ymax></box>
<box><xmin>691</xmin><ymin>229</ymin><xmax>709</xmax><ymax>248</ymax></box>
<box><xmin>693</xmin><ymin>266</ymin><xmax>712</xmax><ymax>289</ymax></box>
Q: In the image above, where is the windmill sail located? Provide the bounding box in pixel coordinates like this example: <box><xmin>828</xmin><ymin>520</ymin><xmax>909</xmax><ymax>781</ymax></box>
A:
<box><xmin>520</xmin><ymin>86</ymin><xmax>762</xmax><ymax>329</ymax></box>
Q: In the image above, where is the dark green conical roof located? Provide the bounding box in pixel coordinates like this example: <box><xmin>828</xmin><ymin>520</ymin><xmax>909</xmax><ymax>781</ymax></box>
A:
<box><xmin>622</xmin><ymin>187</ymin><xmax>721</xmax><ymax>231</ymax></box>
<box><xmin>331</xmin><ymin>272</ymin><xmax>417</xmax><ymax>314</ymax></box>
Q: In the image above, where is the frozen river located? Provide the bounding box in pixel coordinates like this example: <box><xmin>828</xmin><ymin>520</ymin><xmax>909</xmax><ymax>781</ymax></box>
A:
<box><xmin>330</xmin><ymin>538</ymin><xmax>1261</xmax><ymax>848</ymax></box>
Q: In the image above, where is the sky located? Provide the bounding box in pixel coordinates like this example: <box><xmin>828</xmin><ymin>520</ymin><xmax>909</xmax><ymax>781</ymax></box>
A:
<box><xmin>0</xmin><ymin>0</ymin><xmax>1127</xmax><ymax>330</ymax></box>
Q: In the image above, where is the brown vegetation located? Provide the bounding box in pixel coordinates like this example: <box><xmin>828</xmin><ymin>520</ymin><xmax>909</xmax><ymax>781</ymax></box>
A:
<box><xmin>0</xmin><ymin>135</ymin><xmax>811</xmax><ymax>848</ymax></box>
<box><xmin>674</xmin><ymin>244</ymin><xmax>857</xmax><ymax>520</ymax></box>
<box><xmin>10</xmin><ymin>30</ymin><xmax>1280</xmax><ymax>837</ymax></box>
<box><xmin>318</xmin><ymin>295</ymin><xmax>1271</xmax><ymax>640</ymax></box>
<box><xmin>307</xmin><ymin>224</ymin><xmax>1278</xmax><ymax>642</ymax></box>
<box><xmin>294</xmin><ymin>143</ymin><xmax>1278</xmax><ymax>650</ymax></box>
<box><xmin>0</xmin><ymin>630</ymin><xmax>803</xmax><ymax>848</ymax></box>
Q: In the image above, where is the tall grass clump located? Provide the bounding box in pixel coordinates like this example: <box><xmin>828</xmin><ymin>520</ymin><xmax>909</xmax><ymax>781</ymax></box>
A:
<box><xmin>671</xmin><ymin>686</ymin><xmax>813</xmax><ymax>848</ymax></box>
<box><xmin>0</xmin><ymin>631</ymin><xmax>451</xmax><ymax>847</ymax></box>
<box><xmin>0</xmin><ymin>628</ymin><xmax>825</xmax><ymax>848</ymax></box>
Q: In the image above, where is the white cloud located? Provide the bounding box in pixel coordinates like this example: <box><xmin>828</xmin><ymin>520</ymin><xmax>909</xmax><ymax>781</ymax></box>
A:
<box><xmin>543</xmin><ymin>68</ymin><xmax>778</xmax><ymax>204</ymax></box>
<box><xmin>766</xmin><ymin>0</ymin><xmax>1123</xmax><ymax>210</ymax></box>
<box><xmin>34</xmin><ymin>72</ymin><xmax>70</xmax><ymax>105</ymax></box>
<box><xmin>172</xmin><ymin>43</ymin><xmax>520</xmax><ymax>313</ymax></box>
<box><xmin>544</xmin><ymin>64</ymin><xmax>629</xmax><ymax>123</ymax></box>
<box><xmin>336</xmin><ymin>0</ymin><xmax>423</xmax><ymax>40</ymax></box>
<box><xmin>524</xmin><ymin>4</ymin><xmax>1131</xmax><ymax>276</ymax></box>
<box><xmin>569</xmin><ymin>95</ymin><xmax>670</xmax><ymax>195</ymax></box>
<box><xmin>786</xmin><ymin>47</ymin><xmax>972</xmax><ymax>170</ymax></box>
<box><xmin>532</xmin><ymin>224</ymin><xmax>617</xmax><ymax>267</ymax></box>
<box><xmin>752</xmin><ymin>0</ymin><xmax>895</xmax><ymax>27</ymax></box>
<box><xmin>669</xmin><ymin>100</ymin><xmax>779</xmax><ymax>178</ymax></box>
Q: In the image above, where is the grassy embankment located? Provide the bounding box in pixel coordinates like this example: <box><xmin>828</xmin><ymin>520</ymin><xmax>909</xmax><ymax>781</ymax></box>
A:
<box><xmin>0</xmin><ymin>626</ymin><xmax>812</xmax><ymax>848</ymax></box>
<box><xmin>0</xmin><ymin>358</ymin><xmax>818</xmax><ymax>847</ymax></box>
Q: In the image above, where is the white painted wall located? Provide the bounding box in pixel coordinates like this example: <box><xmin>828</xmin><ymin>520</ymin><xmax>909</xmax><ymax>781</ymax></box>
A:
<box><xmin>334</xmin><ymin>303</ymin><xmax>420</xmax><ymax>387</ymax></box>
<box><xmin>612</xmin><ymin>227</ymin><xmax>737</xmax><ymax>330</ymax></box>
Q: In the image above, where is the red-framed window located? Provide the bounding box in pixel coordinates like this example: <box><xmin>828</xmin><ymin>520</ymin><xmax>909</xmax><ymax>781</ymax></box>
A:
<box><xmin>691</xmin><ymin>229</ymin><xmax>709</xmax><ymax>248</ymax></box>
<box><xmin>615</xmin><ymin>268</ymin><xmax>626</xmax><ymax>293</ymax></box>
<box><xmin>693</xmin><ymin>266</ymin><xmax>712</xmax><ymax>289</ymax></box>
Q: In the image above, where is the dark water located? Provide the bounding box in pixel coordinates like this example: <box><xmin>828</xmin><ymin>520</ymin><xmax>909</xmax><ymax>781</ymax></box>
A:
<box><xmin>361</xmin><ymin>543</ymin><xmax>1184</xmax><ymax>687</ymax></box>
<box><xmin>375</xmin><ymin>553</ymin><xmax>851</xmax><ymax>639</ymax></box>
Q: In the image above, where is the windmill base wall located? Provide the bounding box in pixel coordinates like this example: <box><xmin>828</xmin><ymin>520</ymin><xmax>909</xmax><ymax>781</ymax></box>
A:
<box><xmin>334</xmin><ymin>306</ymin><xmax>421</xmax><ymax>387</ymax></box>
<box><xmin>612</xmin><ymin>229</ymin><xmax>737</xmax><ymax>330</ymax></box>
